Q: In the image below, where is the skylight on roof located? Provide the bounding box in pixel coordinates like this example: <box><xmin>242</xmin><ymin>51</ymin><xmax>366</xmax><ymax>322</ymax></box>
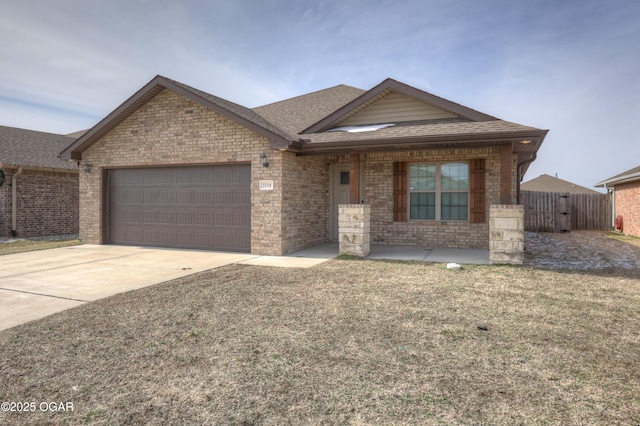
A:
<box><xmin>327</xmin><ymin>123</ymin><xmax>395</xmax><ymax>133</ymax></box>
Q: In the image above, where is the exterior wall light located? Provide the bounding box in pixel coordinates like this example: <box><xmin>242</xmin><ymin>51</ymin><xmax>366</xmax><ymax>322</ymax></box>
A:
<box><xmin>82</xmin><ymin>162</ymin><xmax>92</xmax><ymax>173</ymax></box>
<box><xmin>260</xmin><ymin>152</ymin><xmax>269</xmax><ymax>168</ymax></box>
<box><xmin>520</xmin><ymin>140</ymin><xmax>532</xmax><ymax>145</ymax></box>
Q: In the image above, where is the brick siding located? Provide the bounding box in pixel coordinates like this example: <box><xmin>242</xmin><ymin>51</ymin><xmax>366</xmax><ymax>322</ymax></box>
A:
<box><xmin>0</xmin><ymin>170</ymin><xmax>9</xmax><ymax>237</ymax></box>
<box><xmin>0</xmin><ymin>168</ymin><xmax>79</xmax><ymax>238</ymax></box>
<box><xmin>79</xmin><ymin>88</ymin><xmax>517</xmax><ymax>254</ymax></box>
<box><xmin>281</xmin><ymin>153</ymin><xmax>328</xmax><ymax>253</ymax></box>
<box><xmin>361</xmin><ymin>147</ymin><xmax>511</xmax><ymax>249</ymax></box>
<box><xmin>615</xmin><ymin>181</ymin><xmax>640</xmax><ymax>237</ymax></box>
<box><xmin>283</xmin><ymin>147</ymin><xmax>513</xmax><ymax>251</ymax></box>
<box><xmin>80</xmin><ymin>88</ymin><xmax>284</xmax><ymax>255</ymax></box>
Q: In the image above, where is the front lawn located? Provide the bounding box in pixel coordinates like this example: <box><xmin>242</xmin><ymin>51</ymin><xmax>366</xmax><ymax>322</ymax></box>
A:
<box><xmin>1</xmin><ymin>260</ymin><xmax>638</xmax><ymax>425</ymax></box>
<box><xmin>0</xmin><ymin>238</ymin><xmax>80</xmax><ymax>256</ymax></box>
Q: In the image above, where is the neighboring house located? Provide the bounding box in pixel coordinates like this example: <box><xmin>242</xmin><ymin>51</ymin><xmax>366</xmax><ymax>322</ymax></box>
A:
<box><xmin>0</xmin><ymin>126</ymin><xmax>79</xmax><ymax>238</ymax></box>
<box><xmin>522</xmin><ymin>174</ymin><xmax>602</xmax><ymax>194</ymax></box>
<box><xmin>596</xmin><ymin>166</ymin><xmax>640</xmax><ymax>237</ymax></box>
<box><xmin>59</xmin><ymin>75</ymin><xmax>547</xmax><ymax>255</ymax></box>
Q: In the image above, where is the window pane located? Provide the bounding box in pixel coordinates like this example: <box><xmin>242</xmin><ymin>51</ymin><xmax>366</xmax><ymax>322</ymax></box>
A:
<box><xmin>340</xmin><ymin>171</ymin><xmax>350</xmax><ymax>185</ymax></box>
<box><xmin>441</xmin><ymin>192</ymin><xmax>468</xmax><ymax>220</ymax></box>
<box><xmin>409</xmin><ymin>164</ymin><xmax>436</xmax><ymax>190</ymax></box>
<box><xmin>441</xmin><ymin>163</ymin><xmax>469</xmax><ymax>190</ymax></box>
<box><xmin>410</xmin><ymin>192</ymin><xmax>435</xmax><ymax>220</ymax></box>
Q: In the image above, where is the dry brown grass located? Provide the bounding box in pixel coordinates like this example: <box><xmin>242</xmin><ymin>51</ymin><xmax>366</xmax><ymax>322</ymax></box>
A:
<box><xmin>1</xmin><ymin>258</ymin><xmax>639</xmax><ymax>425</ymax></box>
<box><xmin>607</xmin><ymin>231</ymin><xmax>640</xmax><ymax>248</ymax></box>
<box><xmin>0</xmin><ymin>238</ymin><xmax>80</xmax><ymax>256</ymax></box>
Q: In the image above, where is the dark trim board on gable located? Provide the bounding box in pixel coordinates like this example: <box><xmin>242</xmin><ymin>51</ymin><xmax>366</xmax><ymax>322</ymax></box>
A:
<box><xmin>59</xmin><ymin>76</ymin><xmax>292</xmax><ymax>161</ymax></box>
<box><xmin>301</xmin><ymin>78</ymin><xmax>496</xmax><ymax>134</ymax></box>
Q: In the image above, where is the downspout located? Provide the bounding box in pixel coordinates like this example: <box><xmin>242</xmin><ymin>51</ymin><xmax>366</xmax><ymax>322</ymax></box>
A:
<box><xmin>516</xmin><ymin>152</ymin><xmax>537</xmax><ymax>204</ymax></box>
<box><xmin>606</xmin><ymin>184</ymin><xmax>615</xmax><ymax>229</ymax></box>
<box><xmin>11</xmin><ymin>166</ymin><xmax>23</xmax><ymax>237</ymax></box>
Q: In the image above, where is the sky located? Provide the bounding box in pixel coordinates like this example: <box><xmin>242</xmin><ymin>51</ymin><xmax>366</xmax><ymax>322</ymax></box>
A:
<box><xmin>1</xmin><ymin>0</ymin><xmax>639</xmax><ymax>190</ymax></box>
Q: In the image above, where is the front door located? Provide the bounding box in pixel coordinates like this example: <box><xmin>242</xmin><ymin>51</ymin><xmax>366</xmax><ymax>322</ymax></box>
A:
<box><xmin>331</xmin><ymin>165</ymin><xmax>365</xmax><ymax>240</ymax></box>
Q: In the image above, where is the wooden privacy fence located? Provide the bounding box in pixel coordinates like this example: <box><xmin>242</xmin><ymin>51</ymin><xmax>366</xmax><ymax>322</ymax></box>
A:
<box><xmin>520</xmin><ymin>191</ymin><xmax>612</xmax><ymax>232</ymax></box>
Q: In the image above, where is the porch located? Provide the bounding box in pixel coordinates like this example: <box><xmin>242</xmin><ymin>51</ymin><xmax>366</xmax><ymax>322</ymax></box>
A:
<box><xmin>287</xmin><ymin>243</ymin><xmax>490</xmax><ymax>265</ymax></box>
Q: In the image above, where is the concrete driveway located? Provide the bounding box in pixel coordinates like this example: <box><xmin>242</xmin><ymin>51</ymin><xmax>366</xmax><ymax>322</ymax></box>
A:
<box><xmin>0</xmin><ymin>245</ymin><xmax>258</xmax><ymax>331</ymax></box>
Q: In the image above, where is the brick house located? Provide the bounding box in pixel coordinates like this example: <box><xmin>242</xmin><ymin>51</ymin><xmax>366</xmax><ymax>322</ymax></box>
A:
<box><xmin>596</xmin><ymin>166</ymin><xmax>640</xmax><ymax>237</ymax></box>
<box><xmin>59</xmin><ymin>76</ymin><xmax>547</xmax><ymax>255</ymax></box>
<box><xmin>0</xmin><ymin>126</ymin><xmax>79</xmax><ymax>238</ymax></box>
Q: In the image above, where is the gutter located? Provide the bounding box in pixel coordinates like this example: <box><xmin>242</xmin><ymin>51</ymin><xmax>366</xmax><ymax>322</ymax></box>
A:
<box><xmin>11</xmin><ymin>166</ymin><xmax>23</xmax><ymax>237</ymax></box>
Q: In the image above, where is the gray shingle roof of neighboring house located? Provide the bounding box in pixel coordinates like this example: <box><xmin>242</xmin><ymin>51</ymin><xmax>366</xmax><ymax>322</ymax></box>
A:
<box><xmin>595</xmin><ymin>165</ymin><xmax>640</xmax><ymax>187</ymax></box>
<box><xmin>65</xmin><ymin>129</ymin><xmax>88</xmax><ymax>139</ymax></box>
<box><xmin>522</xmin><ymin>174</ymin><xmax>601</xmax><ymax>194</ymax></box>
<box><xmin>0</xmin><ymin>125</ymin><xmax>77</xmax><ymax>170</ymax></box>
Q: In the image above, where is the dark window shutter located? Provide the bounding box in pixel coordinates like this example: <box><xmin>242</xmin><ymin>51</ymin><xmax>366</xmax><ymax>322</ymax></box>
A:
<box><xmin>394</xmin><ymin>162</ymin><xmax>407</xmax><ymax>222</ymax></box>
<box><xmin>470</xmin><ymin>159</ymin><xmax>486</xmax><ymax>223</ymax></box>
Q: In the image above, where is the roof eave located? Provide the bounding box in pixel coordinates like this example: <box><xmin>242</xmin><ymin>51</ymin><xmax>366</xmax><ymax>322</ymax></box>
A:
<box><xmin>287</xmin><ymin>129</ymin><xmax>548</xmax><ymax>156</ymax></box>
<box><xmin>595</xmin><ymin>172</ymin><xmax>640</xmax><ymax>187</ymax></box>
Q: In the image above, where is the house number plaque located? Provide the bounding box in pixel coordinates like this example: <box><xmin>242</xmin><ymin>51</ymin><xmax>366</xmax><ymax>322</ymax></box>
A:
<box><xmin>259</xmin><ymin>180</ymin><xmax>274</xmax><ymax>191</ymax></box>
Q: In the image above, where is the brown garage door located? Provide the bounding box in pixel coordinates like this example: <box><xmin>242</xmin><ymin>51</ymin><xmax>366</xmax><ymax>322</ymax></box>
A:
<box><xmin>108</xmin><ymin>165</ymin><xmax>251</xmax><ymax>252</ymax></box>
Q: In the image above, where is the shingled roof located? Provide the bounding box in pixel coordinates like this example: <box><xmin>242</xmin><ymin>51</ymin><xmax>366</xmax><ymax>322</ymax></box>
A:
<box><xmin>253</xmin><ymin>84</ymin><xmax>366</xmax><ymax>137</ymax></box>
<box><xmin>252</xmin><ymin>78</ymin><xmax>547</xmax><ymax>166</ymax></box>
<box><xmin>0</xmin><ymin>125</ymin><xmax>77</xmax><ymax>170</ymax></box>
<box><xmin>522</xmin><ymin>174</ymin><xmax>601</xmax><ymax>194</ymax></box>
<box><xmin>60</xmin><ymin>75</ymin><xmax>547</xmax><ymax>171</ymax></box>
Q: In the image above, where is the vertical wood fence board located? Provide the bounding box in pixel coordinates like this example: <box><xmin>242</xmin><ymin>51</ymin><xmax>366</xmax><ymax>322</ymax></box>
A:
<box><xmin>522</xmin><ymin>191</ymin><xmax>612</xmax><ymax>232</ymax></box>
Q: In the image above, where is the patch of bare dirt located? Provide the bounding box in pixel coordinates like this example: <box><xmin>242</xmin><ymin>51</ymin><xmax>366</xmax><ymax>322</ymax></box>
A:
<box><xmin>525</xmin><ymin>230</ymin><xmax>640</xmax><ymax>270</ymax></box>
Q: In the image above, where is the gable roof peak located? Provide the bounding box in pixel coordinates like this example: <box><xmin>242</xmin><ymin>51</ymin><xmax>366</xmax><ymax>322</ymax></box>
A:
<box><xmin>60</xmin><ymin>74</ymin><xmax>291</xmax><ymax>160</ymax></box>
<box><xmin>301</xmin><ymin>77</ymin><xmax>497</xmax><ymax>134</ymax></box>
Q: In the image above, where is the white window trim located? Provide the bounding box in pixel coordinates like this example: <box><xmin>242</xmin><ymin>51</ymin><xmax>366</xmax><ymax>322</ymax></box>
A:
<box><xmin>408</xmin><ymin>162</ymin><xmax>470</xmax><ymax>222</ymax></box>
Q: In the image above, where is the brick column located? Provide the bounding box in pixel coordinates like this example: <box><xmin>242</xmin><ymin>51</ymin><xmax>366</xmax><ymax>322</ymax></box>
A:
<box><xmin>490</xmin><ymin>204</ymin><xmax>524</xmax><ymax>264</ymax></box>
<box><xmin>338</xmin><ymin>204</ymin><xmax>370</xmax><ymax>257</ymax></box>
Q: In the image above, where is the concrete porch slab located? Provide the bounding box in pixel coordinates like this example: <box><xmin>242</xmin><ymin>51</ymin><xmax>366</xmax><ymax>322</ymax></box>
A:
<box><xmin>283</xmin><ymin>244</ymin><xmax>490</xmax><ymax>265</ymax></box>
<box><xmin>425</xmin><ymin>248</ymin><xmax>490</xmax><ymax>265</ymax></box>
<box><xmin>369</xmin><ymin>246</ymin><xmax>431</xmax><ymax>261</ymax></box>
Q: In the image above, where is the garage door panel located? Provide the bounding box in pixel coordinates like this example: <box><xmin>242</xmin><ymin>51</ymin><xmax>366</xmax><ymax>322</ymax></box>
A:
<box><xmin>213</xmin><ymin>211</ymin><xmax>250</xmax><ymax>227</ymax></box>
<box><xmin>109</xmin><ymin>165</ymin><xmax>251</xmax><ymax>252</ymax></box>
<box><xmin>114</xmin><ymin>189</ymin><xmax>143</xmax><ymax>204</ymax></box>
<box><xmin>143</xmin><ymin>210</ymin><xmax>176</xmax><ymax>225</ymax></box>
<box><xmin>112</xmin><ymin>227</ymin><xmax>145</xmax><ymax>244</ymax></box>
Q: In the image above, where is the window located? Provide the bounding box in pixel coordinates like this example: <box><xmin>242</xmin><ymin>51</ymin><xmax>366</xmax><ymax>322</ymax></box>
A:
<box><xmin>409</xmin><ymin>162</ymin><xmax>469</xmax><ymax>220</ymax></box>
<box><xmin>340</xmin><ymin>171</ymin><xmax>350</xmax><ymax>185</ymax></box>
